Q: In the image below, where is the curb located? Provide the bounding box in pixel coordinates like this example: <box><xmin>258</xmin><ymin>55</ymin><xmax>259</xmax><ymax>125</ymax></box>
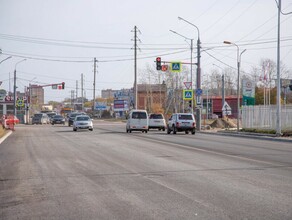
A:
<box><xmin>199</xmin><ymin>130</ymin><xmax>292</xmax><ymax>143</ymax></box>
<box><xmin>0</xmin><ymin>130</ymin><xmax>13</xmax><ymax>145</ymax></box>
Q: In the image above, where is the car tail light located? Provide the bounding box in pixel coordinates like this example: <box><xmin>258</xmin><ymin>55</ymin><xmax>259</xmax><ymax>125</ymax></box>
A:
<box><xmin>176</xmin><ymin>122</ymin><xmax>180</xmax><ymax>127</ymax></box>
<box><xmin>192</xmin><ymin>122</ymin><xmax>196</xmax><ymax>127</ymax></box>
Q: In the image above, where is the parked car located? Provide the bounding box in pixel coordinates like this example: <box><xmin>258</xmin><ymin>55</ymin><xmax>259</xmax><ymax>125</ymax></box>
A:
<box><xmin>126</xmin><ymin>110</ymin><xmax>148</xmax><ymax>133</ymax></box>
<box><xmin>51</xmin><ymin>115</ymin><xmax>65</xmax><ymax>125</ymax></box>
<box><xmin>32</xmin><ymin>113</ymin><xmax>50</xmax><ymax>125</ymax></box>
<box><xmin>167</xmin><ymin>113</ymin><xmax>196</xmax><ymax>135</ymax></box>
<box><xmin>73</xmin><ymin>115</ymin><xmax>93</xmax><ymax>131</ymax></box>
<box><xmin>68</xmin><ymin>112</ymin><xmax>86</xmax><ymax>126</ymax></box>
<box><xmin>148</xmin><ymin>113</ymin><xmax>166</xmax><ymax>131</ymax></box>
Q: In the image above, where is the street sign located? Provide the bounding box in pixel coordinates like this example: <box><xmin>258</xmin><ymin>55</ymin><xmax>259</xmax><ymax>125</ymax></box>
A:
<box><xmin>222</xmin><ymin>101</ymin><xmax>232</xmax><ymax>116</ymax></box>
<box><xmin>16</xmin><ymin>99</ymin><xmax>24</xmax><ymax>107</ymax></box>
<box><xmin>184</xmin><ymin>82</ymin><xmax>192</xmax><ymax>89</ymax></box>
<box><xmin>161</xmin><ymin>65</ymin><xmax>168</xmax><ymax>71</ymax></box>
<box><xmin>183</xmin><ymin>90</ymin><xmax>193</xmax><ymax>100</ymax></box>
<box><xmin>170</xmin><ymin>62</ymin><xmax>181</xmax><ymax>72</ymax></box>
<box><xmin>195</xmin><ymin>88</ymin><xmax>203</xmax><ymax>96</ymax></box>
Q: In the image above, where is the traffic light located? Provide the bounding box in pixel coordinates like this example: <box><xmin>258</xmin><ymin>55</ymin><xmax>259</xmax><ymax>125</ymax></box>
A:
<box><xmin>289</xmin><ymin>84</ymin><xmax>292</xmax><ymax>90</ymax></box>
<box><xmin>189</xmin><ymin>100</ymin><xmax>192</xmax><ymax>108</ymax></box>
<box><xmin>156</xmin><ymin>57</ymin><xmax>161</xmax><ymax>70</ymax></box>
<box><xmin>62</xmin><ymin>82</ymin><xmax>65</xmax><ymax>89</ymax></box>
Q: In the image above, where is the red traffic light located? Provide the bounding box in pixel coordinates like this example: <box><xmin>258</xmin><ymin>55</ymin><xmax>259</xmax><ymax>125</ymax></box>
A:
<box><xmin>156</xmin><ymin>57</ymin><xmax>161</xmax><ymax>62</ymax></box>
<box><xmin>61</xmin><ymin>82</ymin><xmax>65</xmax><ymax>89</ymax></box>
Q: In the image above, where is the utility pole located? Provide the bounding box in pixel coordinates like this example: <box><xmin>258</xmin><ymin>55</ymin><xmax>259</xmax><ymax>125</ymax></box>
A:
<box><xmin>276</xmin><ymin>0</ymin><xmax>281</xmax><ymax>136</ymax></box>
<box><xmin>132</xmin><ymin>26</ymin><xmax>141</xmax><ymax>110</ymax></box>
<box><xmin>93</xmin><ymin>58</ymin><xmax>97</xmax><ymax>112</ymax></box>
<box><xmin>196</xmin><ymin>36</ymin><xmax>201</xmax><ymax>131</ymax></box>
<box><xmin>134</xmin><ymin>26</ymin><xmax>138</xmax><ymax>109</ymax></box>
<box><xmin>222</xmin><ymin>74</ymin><xmax>225</xmax><ymax>110</ymax></box>
<box><xmin>76</xmin><ymin>80</ymin><xmax>78</xmax><ymax>98</ymax></box>
<box><xmin>81</xmin><ymin>73</ymin><xmax>84</xmax><ymax>111</ymax></box>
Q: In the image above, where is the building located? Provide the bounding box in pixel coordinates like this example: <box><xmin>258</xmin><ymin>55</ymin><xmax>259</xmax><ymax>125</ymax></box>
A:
<box><xmin>30</xmin><ymin>85</ymin><xmax>44</xmax><ymax>113</ymax></box>
<box><xmin>137</xmin><ymin>83</ymin><xmax>167</xmax><ymax>112</ymax></box>
<box><xmin>101</xmin><ymin>89</ymin><xmax>119</xmax><ymax>99</ymax></box>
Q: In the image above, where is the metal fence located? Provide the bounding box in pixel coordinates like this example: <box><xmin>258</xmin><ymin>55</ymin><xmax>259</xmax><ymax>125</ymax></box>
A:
<box><xmin>242</xmin><ymin>105</ymin><xmax>292</xmax><ymax>130</ymax></box>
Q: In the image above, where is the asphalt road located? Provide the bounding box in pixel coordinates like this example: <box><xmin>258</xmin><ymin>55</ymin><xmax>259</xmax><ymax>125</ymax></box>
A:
<box><xmin>0</xmin><ymin>121</ymin><xmax>291</xmax><ymax>220</ymax></box>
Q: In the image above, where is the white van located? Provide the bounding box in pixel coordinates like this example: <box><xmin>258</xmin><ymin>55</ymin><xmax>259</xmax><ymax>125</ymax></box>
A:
<box><xmin>126</xmin><ymin>110</ymin><xmax>149</xmax><ymax>133</ymax></box>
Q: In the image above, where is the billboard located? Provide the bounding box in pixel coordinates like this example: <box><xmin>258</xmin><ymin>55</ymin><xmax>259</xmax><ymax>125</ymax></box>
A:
<box><xmin>113</xmin><ymin>100</ymin><xmax>129</xmax><ymax>112</ymax></box>
<box><xmin>242</xmin><ymin>79</ymin><xmax>255</xmax><ymax>106</ymax></box>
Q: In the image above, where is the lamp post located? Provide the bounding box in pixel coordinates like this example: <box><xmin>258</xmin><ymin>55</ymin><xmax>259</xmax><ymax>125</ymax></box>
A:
<box><xmin>13</xmin><ymin>59</ymin><xmax>26</xmax><ymax>117</ymax></box>
<box><xmin>223</xmin><ymin>41</ymin><xmax>246</xmax><ymax>132</ymax></box>
<box><xmin>178</xmin><ymin>16</ymin><xmax>201</xmax><ymax>130</ymax></box>
<box><xmin>0</xmin><ymin>56</ymin><xmax>12</xmax><ymax>65</ymax></box>
<box><xmin>169</xmin><ymin>29</ymin><xmax>194</xmax><ymax>113</ymax></box>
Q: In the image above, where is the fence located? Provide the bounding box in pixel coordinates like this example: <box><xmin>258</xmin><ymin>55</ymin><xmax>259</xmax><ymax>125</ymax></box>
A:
<box><xmin>242</xmin><ymin>105</ymin><xmax>292</xmax><ymax>130</ymax></box>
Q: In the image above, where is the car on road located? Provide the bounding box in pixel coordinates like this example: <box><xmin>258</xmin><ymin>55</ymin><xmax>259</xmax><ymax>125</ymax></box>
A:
<box><xmin>46</xmin><ymin>112</ymin><xmax>57</xmax><ymax>123</ymax></box>
<box><xmin>68</xmin><ymin>112</ymin><xmax>86</xmax><ymax>126</ymax></box>
<box><xmin>51</xmin><ymin>115</ymin><xmax>65</xmax><ymax>125</ymax></box>
<box><xmin>73</xmin><ymin>115</ymin><xmax>93</xmax><ymax>131</ymax></box>
<box><xmin>148</xmin><ymin>113</ymin><xmax>166</xmax><ymax>131</ymax></box>
<box><xmin>167</xmin><ymin>113</ymin><xmax>196</xmax><ymax>135</ymax></box>
<box><xmin>126</xmin><ymin>110</ymin><xmax>148</xmax><ymax>133</ymax></box>
<box><xmin>32</xmin><ymin>113</ymin><xmax>50</xmax><ymax>125</ymax></box>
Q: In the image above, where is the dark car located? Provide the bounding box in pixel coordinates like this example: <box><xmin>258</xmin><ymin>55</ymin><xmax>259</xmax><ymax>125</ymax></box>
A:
<box><xmin>51</xmin><ymin>115</ymin><xmax>65</xmax><ymax>125</ymax></box>
<box><xmin>68</xmin><ymin>112</ymin><xmax>86</xmax><ymax>126</ymax></box>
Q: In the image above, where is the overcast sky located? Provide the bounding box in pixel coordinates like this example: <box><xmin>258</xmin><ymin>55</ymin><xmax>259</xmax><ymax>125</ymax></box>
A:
<box><xmin>0</xmin><ymin>0</ymin><xmax>292</xmax><ymax>102</ymax></box>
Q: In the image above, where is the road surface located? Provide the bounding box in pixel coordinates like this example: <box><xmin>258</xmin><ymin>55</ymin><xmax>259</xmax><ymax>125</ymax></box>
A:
<box><xmin>0</xmin><ymin>121</ymin><xmax>291</xmax><ymax>220</ymax></box>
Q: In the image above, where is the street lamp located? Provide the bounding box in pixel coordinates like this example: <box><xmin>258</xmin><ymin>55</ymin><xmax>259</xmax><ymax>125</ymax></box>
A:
<box><xmin>169</xmin><ymin>29</ymin><xmax>194</xmax><ymax>113</ymax></box>
<box><xmin>0</xmin><ymin>56</ymin><xmax>12</xmax><ymax>65</ymax></box>
<box><xmin>223</xmin><ymin>41</ymin><xmax>246</xmax><ymax>132</ymax></box>
<box><xmin>178</xmin><ymin>16</ymin><xmax>201</xmax><ymax>131</ymax></box>
<box><xmin>13</xmin><ymin>59</ymin><xmax>26</xmax><ymax>117</ymax></box>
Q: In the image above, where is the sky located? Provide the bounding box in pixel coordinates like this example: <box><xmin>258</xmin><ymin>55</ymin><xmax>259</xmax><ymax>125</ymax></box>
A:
<box><xmin>0</xmin><ymin>0</ymin><xmax>292</xmax><ymax>103</ymax></box>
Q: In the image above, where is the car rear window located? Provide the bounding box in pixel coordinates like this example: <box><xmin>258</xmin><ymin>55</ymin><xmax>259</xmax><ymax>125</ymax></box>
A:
<box><xmin>76</xmin><ymin>116</ymin><xmax>90</xmax><ymax>121</ymax></box>
<box><xmin>132</xmin><ymin>112</ymin><xmax>147</xmax><ymax>119</ymax></box>
<box><xmin>54</xmin><ymin>115</ymin><xmax>63</xmax><ymax>119</ymax></box>
<box><xmin>149</xmin><ymin>114</ymin><xmax>163</xmax><ymax>119</ymax></box>
<box><xmin>178</xmin><ymin>114</ymin><xmax>193</xmax><ymax>120</ymax></box>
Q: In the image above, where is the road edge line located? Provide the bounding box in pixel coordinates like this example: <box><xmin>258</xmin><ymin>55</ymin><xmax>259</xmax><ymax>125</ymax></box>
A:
<box><xmin>0</xmin><ymin>130</ymin><xmax>13</xmax><ymax>145</ymax></box>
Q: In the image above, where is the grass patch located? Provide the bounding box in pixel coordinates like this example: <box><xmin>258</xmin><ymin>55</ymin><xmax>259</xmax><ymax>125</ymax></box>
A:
<box><xmin>241</xmin><ymin>128</ymin><xmax>292</xmax><ymax>136</ymax></box>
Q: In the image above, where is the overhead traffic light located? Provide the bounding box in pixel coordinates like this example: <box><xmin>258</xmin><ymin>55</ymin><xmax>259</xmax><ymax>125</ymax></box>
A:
<box><xmin>156</xmin><ymin>57</ymin><xmax>162</xmax><ymax>70</ymax></box>
<box><xmin>62</xmin><ymin>82</ymin><xmax>65</xmax><ymax>89</ymax></box>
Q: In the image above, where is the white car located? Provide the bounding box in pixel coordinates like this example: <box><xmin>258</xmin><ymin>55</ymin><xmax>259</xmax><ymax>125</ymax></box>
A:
<box><xmin>167</xmin><ymin>113</ymin><xmax>196</xmax><ymax>135</ymax></box>
<box><xmin>148</xmin><ymin>113</ymin><xmax>166</xmax><ymax>131</ymax></box>
<box><xmin>126</xmin><ymin>110</ymin><xmax>148</xmax><ymax>133</ymax></box>
<box><xmin>73</xmin><ymin>115</ymin><xmax>93</xmax><ymax>131</ymax></box>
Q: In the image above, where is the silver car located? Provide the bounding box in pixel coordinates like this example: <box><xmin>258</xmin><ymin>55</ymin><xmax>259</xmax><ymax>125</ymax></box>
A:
<box><xmin>167</xmin><ymin>113</ymin><xmax>196</xmax><ymax>135</ymax></box>
<box><xmin>73</xmin><ymin>115</ymin><xmax>93</xmax><ymax>131</ymax></box>
<box><xmin>148</xmin><ymin>113</ymin><xmax>166</xmax><ymax>131</ymax></box>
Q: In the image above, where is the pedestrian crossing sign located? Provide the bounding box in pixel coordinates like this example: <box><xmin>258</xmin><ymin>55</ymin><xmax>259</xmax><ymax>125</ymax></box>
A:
<box><xmin>183</xmin><ymin>90</ymin><xmax>193</xmax><ymax>100</ymax></box>
<box><xmin>170</xmin><ymin>62</ymin><xmax>181</xmax><ymax>72</ymax></box>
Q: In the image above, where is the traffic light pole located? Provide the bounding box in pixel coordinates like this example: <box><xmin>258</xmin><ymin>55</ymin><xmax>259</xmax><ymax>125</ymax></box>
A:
<box><xmin>196</xmin><ymin>37</ymin><xmax>201</xmax><ymax>131</ymax></box>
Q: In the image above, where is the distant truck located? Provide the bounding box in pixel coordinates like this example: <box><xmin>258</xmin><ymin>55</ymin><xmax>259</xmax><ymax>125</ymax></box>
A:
<box><xmin>41</xmin><ymin>104</ymin><xmax>53</xmax><ymax>112</ymax></box>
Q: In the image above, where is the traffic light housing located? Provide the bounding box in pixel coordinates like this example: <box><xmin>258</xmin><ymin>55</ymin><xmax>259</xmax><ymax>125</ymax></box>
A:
<box><xmin>156</xmin><ymin>57</ymin><xmax>162</xmax><ymax>70</ymax></box>
<box><xmin>189</xmin><ymin>100</ymin><xmax>192</xmax><ymax>108</ymax></box>
<box><xmin>62</xmin><ymin>82</ymin><xmax>65</xmax><ymax>89</ymax></box>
